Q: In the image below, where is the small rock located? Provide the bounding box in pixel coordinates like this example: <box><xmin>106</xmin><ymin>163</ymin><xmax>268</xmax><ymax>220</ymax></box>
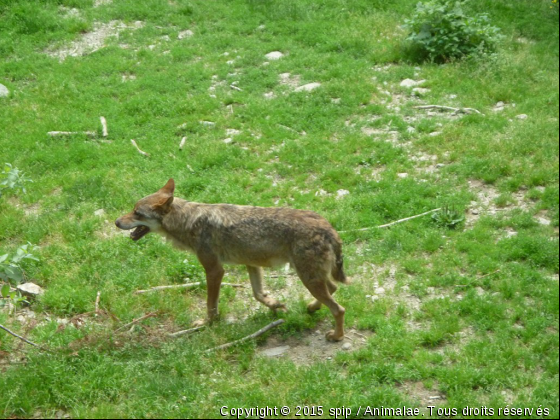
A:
<box><xmin>436</xmin><ymin>163</ymin><xmax>445</xmax><ymax>168</ymax></box>
<box><xmin>475</xmin><ymin>287</ymin><xmax>485</xmax><ymax>296</ymax></box>
<box><xmin>448</xmin><ymin>94</ymin><xmax>458</xmax><ymax>99</ymax></box>
<box><xmin>94</xmin><ymin>209</ymin><xmax>105</xmax><ymax>217</ymax></box>
<box><xmin>331</xmin><ymin>98</ymin><xmax>341</xmax><ymax>104</ymax></box>
<box><xmin>200</xmin><ymin>121</ymin><xmax>216</xmax><ymax>127</ymax></box>
<box><xmin>0</xmin><ymin>83</ymin><xmax>9</xmax><ymax>98</ymax></box>
<box><xmin>341</xmin><ymin>342</ymin><xmax>352</xmax><ymax>351</ymax></box>
<box><xmin>336</xmin><ymin>189</ymin><xmax>350</xmax><ymax>199</ymax></box>
<box><xmin>223</xmin><ymin>138</ymin><xmax>233</xmax><ymax>144</ymax></box>
<box><xmin>261</xmin><ymin>345</ymin><xmax>290</xmax><ymax>357</ymax></box>
<box><xmin>294</xmin><ymin>82</ymin><xmax>321</xmax><ymax>92</ymax></box>
<box><xmin>178</xmin><ymin>29</ymin><xmax>194</xmax><ymax>39</ymax></box>
<box><xmin>471</xmin><ymin>209</ymin><xmax>480</xmax><ymax>215</ymax></box>
<box><xmin>264</xmin><ymin>92</ymin><xmax>275</xmax><ymax>99</ymax></box>
<box><xmin>429</xmin><ymin>131</ymin><xmax>442</xmax><ymax>137</ymax></box>
<box><xmin>397</xmin><ymin>173</ymin><xmax>409</xmax><ymax>179</ymax></box>
<box><xmin>536</xmin><ymin>217</ymin><xmax>551</xmax><ymax>226</ymax></box>
<box><xmin>265</xmin><ymin>51</ymin><xmax>284</xmax><ymax>60</ymax></box>
<box><xmin>412</xmin><ymin>87</ymin><xmax>430</xmax><ymax>96</ymax></box>
<box><xmin>375</xmin><ymin>287</ymin><xmax>386</xmax><ymax>295</ymax></box>
<box><xmin>516</xmin><ymin>114</ymin><xmax>528</xmax><ymax>120</ymax></box>
<box><xmin>16</xmin><ymin>283</ymin><xmax>45</xmax><ymax>298</ymax></box>
<box><xmin>225</xmin><ymin>129</ymin><xmax>241</xmax><ymax>137</ymax></box>
<box><xmin>400</xmin><ymin>79</ymin><xmax>425</xmax><ymax>88</ymax></box>
<box><xmin>406</xmin><ymin>126</ymin><xmax>416</xmax><ymax>133</ymax></box>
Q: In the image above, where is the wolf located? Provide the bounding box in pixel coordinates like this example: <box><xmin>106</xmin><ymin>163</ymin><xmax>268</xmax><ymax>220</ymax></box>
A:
<box><xmin>115</xmin><ymin>179</ymin><xmax>348</xmax><ymax>341</ymax></box>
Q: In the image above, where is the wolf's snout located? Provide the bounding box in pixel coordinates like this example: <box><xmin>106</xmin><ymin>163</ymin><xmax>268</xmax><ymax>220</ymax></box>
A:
<box><xmin>115</xmin><ymin>218</ymin><xmax>123</xmax><ymax>229</ymax></box>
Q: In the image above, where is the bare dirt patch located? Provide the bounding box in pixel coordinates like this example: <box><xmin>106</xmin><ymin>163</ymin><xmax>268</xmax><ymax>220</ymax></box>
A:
<box><xmin>400</xmin><ymin>381</ymin><xmax>448</xmax><ymax>408</ymax></box>
<box><xmin>46</xmin><ymin>20</ymin><xmax>144</xmax><ymax>61</ymax></box>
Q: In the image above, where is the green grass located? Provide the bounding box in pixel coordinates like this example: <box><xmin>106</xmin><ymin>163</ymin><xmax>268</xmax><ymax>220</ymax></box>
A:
<box><xmin>1</xmin><ymin>0</ymin><xmax>558</xmax><ymax>418</ymax></box>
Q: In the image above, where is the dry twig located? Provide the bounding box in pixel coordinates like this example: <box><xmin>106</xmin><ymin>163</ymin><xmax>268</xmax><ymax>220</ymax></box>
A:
<box><xmin>205</xmin><ymin>319</ymin><xmax>285</xmax><ymax>353</ymax></box>
<box><xmin>340</xmin><ymin>208</ymin><xmax>441</xmax><ymax>233</ymax></box>
<box><xmin>48</xmin><ymin>131</ymin><xmax>97</xmax><ymax>137</ymax></box>
<box><xmin>179</xmin><ymin>136</ymin><xmax>186</xmax><ymax>150</ymax></box>
<box><xmin>0</xmin><ymin>323</ymin><xmax>50</xmax><ymax>352</ymax></box>
<box><xmin>414</xmin><ymin>105</ymin><xmax>483</xmax><ymax>116</ymax></box>
<box><xmin>114</xmin><ymin>312</ymin><xmax>159</xmax><ymax>333</ymax></box>
<box><xmin>100</xmin><ymin>116</ymin><xmax>108</xmax><ymax>137</ymax></box>
<box><xmin>134</xmin><ymin>282</ymin><xmax>246</xmax><ymax>295</ymax></box>
<box><xmin>168</xmin><ymin>325</ymin><xmax>206</xmax><ymax>338</ymax></box>
<box><xmin>131</xmin><ymin>139</ymin><xmax>150</xmax><ymax>157</ymax></box>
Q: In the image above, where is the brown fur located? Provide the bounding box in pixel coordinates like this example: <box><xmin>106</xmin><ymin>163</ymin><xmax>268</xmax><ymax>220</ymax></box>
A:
<box><xmin>115</xmin><ymin>179</ymin><xmax>348</xmax><ymax>341</ymax></box>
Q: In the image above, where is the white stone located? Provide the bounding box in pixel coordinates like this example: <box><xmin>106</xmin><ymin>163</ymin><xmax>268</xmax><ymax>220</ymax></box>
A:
<box><xmin>336</xmin><ymin>189</ymin><xmax>350</xmax><ymax>199</ymax></box>
<box><xmin>16</xmin><ymin>283</ymin><xmax>44</xmax><ymax>297</ymax></box>
<box><xmin>341</xmin><ymin>342</ymin><xmax>352</xmax><ymax>351</ymax></box>
<box><xmin>294</xmin><ymin>82</ymin><xmax>321</xmax><ymax>92</ymax></box>
<box><xmin>178</xmin><ymin>29</ymin><xmax>194</xmax><ymax>39</ymax></box>
<box><xmin>223</xmin><ymin>138</ymin><xmax>233</xmax><ymax>144</ymax></box>
<box><xmin>516</xmin><ymin>114</ymin><xmax>528</xmax><ymax>120</ymax></box>
<box><xmin>265</xmin><ymin>51</ymin><xmax>284</xmax><ymax>60</ymax></box>
<box><xmin>397</xmin><ymin>173</ymin><xmax>409</xmax><ymax>178</ymax></box>
<box><xmin>400</xmin><ymin>79</ymin><xmax>426</xmax><ymax>88</ymax></box>
<box><xmin>261</xmin><ymin>345</ymin><xmax>290</xmax><ymax>357</ymax></box>
<box><xmin>412</xmin><ymin>87</ymin><xmax>430</xmax><ymax>96</ymax></box>
<box><xmin>94</xmin><ymin>209</ymin><xmax>105</xmax><ymax>217</ymax></box>
<box><xmin>0</xmin><ymin>83</ymin><xmax>10</xmax><ymax>97</ymax></box>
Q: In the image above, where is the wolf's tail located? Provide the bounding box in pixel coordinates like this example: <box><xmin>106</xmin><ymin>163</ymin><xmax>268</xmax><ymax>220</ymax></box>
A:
<box><xmin>331</xmin><ymin>237</ymin><xmax>349</xmax><ymax>284</ymax></box>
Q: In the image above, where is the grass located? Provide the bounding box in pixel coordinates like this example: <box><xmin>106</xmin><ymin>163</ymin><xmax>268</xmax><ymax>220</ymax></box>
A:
<box><xmin>1</xmin><ymin>0</ymin><xmax>558</xmax><ymax>418</ymax></box>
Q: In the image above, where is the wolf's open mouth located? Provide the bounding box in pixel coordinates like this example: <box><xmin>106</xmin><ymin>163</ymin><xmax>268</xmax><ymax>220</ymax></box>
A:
<box><xmin>131</xmin><ymin>225</ymin><xmax>150</xmax><ymax>241</ymax></box>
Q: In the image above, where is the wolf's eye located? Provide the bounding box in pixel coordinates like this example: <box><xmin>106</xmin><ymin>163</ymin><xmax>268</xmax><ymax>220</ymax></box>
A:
<box><xmin>134</xmin><ymin>211</ymin><xmax>144</xmax><ymax>218</ymax></box>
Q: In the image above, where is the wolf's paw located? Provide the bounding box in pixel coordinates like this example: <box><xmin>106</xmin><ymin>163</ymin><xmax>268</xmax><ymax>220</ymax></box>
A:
<box><xmin>272</xmin><ymin>302</ymin><xmax>288</xmax><ymax>313</ymax></box>
<box><xmin>325</xmin><ymin>330</ymin><xmax>344</xmax><ymax>342</ymax></box>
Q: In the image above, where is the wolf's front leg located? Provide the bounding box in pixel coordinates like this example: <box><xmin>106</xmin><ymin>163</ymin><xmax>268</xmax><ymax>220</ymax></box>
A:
<box><xmin>193</xmin><ymin>255</ymin><xmax>225</xmax><ymax>327</ymax></box>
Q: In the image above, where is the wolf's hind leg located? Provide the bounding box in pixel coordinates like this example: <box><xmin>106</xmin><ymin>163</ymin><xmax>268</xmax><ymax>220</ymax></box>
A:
<box><xmin>247</xmin><ymin>266</ymin><xmax>286</xmax><ymax>312</ymax></box>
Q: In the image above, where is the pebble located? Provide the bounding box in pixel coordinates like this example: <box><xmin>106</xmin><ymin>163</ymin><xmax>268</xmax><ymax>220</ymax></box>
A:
<box><xmin>265</xmin><ymin>51</ymin><xmax>284</xmax><ymax>60</ymax></box>
<box><xmin>341</xmin><ymin>342</ymin><xmax>352</xmax><ymax>351</ymax></box>
<box><xmin>0</xmin><ymin>83</ymin><xmax>9</xmax><ymax>97</ymax></box>
<box><xmin>94</xmin><ymin>209</ymin><xmax>105</xmax><ymax>217</ymax></box>
<box><xmin>294</xmin><ymin>82</ymin><xmax>321</xmax><ymax>92</ymax></box>
<box><xmin>400</xmin><ymin>79</ymin><xmax>426</xmax><ymax>88</ymax></box>
<box><xmin>178</xmin><ymin>29</ymin><xmax>194</xmax><ymax>39</ymax></box>
<box><xmin>516</xmin><ymin>114</ymin><xmax>528</xmax><ymax>120</ymax></box>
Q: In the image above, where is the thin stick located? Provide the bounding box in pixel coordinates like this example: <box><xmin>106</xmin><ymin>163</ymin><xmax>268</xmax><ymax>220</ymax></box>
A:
<box><xmin>94</xmin><ymin>291</ymin><xmax>101</xmax><ymax>314</ymax></box>
<box><xmin>100</xmin><ymin>116</ymin><xmax>108</xmax><ymax>137</ymax></box>
<box><xmin>0</xmin><ymin>323</ymin><xmax>50</xmax><ymax>352</ymax></box>
<box><xmin>134</xmin><ymin>282</ymin><xmax>246</xmax><ymax>295</ymax></box>
<box><xmin>477</xmin><ymin>269</ymin><xmax>501</xmax><ymax>280</ymax></box>
<box><xmin>230</xmin><ymin>84</ymin><xmax>243</xmax><ymax>92</ymax></box>
<box><xmin>131</xmin><ymin>139</ymin><xmax>150</xmax><ymax>157</ymax></box>
<box><xmin>168</xmin><ymin>325</ymin><xmax>206</xmax><ymax>338</ymax></box>
<box><xmin>114</xmin><ymin>312</ymin><xmax>158</xmax><ymax>333</ymax></box>
<box><xmin>179</xmin><ymin>136</ymin><xmax>186</xmax><ymax>150</ymax></box>
<box><xmin>340</xmin><ymin>208</ymin><xmax>441</xmax><ymax>233</ymax></box>
<box><xmin>205</xmin><ymin>319</ymin><xmax>285</xmax><ymax>353</ymax></box>
<box><xmin>48</xmin><ymin>131</ymin><xmax>97</xmax><ymax>137</ymax></box>
<box><xmin>414</xmin><ymin>105</ymin><xmax>483</xmax><ymax>115</ymax></box>
<box><xmin>135</xmin><ymin>282</ymin><xmax>200</xmax><ymax>294</ymax></box>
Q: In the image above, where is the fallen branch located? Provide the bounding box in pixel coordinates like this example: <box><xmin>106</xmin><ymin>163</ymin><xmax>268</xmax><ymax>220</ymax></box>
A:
<box><xmin>205</xmin><ymin>319</ymin><xmax>285</xmax><ymax>353</ymax></box>
<box><xmin>179</xmin><ymin>136</ymin><xmax>186</xmax><ymax>150</ymax></box>
<box><xmin>131</xmin><ymin>139</ymin><xmax>150</xmax><ymax>157</ymax></box>
<box><xmin>0</xmin><ymin>323</ymin><xmax>50</xmax><ymax>352</ymax></box>
<box><xmin>94</xmin><ymin>291</ymin><xmax>101</xmax><ymax>315</ymax></box>
<box><xmin>168</xmin><ymin>325</ymin><xmax>206</xmax><ymax>338</ymax></box>
<box><xmin>114</xmin><ymin>312</ymin><xmax>159</xmax><ymax>333</ymax></box>
<box><xmin>340</xmin><ymin>208</ymin><xmax>441</xmax><ymax>233</ymax></box>
<box><xmin>230</xmin><ymin>84</ymin><xmax>243</xmax><ymax>92</ymax></box>
<box><xmin>414</xmin><ymin>105</ymin><xmax>483</xmax><ymax>116</ymax></box>
<box><xmin>134</xmin><ymin>282</ymin><xmax>246</xmax><ymax>295</ymax></box>
<box><xmin>48</xmin><ymin>131</ymin><xmax>97</xmax><ymax>137</ymax></box>
<box><xmin>100</xmin><ymin>116</ymin><xmax>108</xmax><ymax>137</ymax></box>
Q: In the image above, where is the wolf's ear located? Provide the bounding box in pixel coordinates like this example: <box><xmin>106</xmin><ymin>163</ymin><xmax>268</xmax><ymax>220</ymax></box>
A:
<box><xmin>160</xmin><ymin>178</ymin><xmax>175</xmax><ymax>195</ymax></box>
<box><xmin>156</xmin><ymin>195</ymin><xmax>174</xmax><ymax>213</ymax></box>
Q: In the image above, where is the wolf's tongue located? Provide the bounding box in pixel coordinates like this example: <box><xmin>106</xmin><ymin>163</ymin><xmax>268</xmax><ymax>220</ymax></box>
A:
<box><xmin>131</xmin><ymin>226</ymin><xmax>150</xmax><ymax>241</ymax></box>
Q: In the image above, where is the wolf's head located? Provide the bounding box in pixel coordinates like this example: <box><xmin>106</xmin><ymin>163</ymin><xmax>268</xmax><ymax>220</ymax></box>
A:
<box><xmin>115</xmin><ymin>178</ymin><xmax>175</xmax><ymax>241</ymax></box>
